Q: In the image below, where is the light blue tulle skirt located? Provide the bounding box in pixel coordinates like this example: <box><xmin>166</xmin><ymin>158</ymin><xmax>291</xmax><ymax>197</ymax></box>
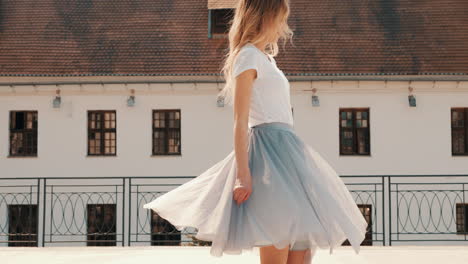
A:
<box><xmin>143</xmin><ymin>121</ymin><xmax>368</xmax><ymax>261</ymax></box>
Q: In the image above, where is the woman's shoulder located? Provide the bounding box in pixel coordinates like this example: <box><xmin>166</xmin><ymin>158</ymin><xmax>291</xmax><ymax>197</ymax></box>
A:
<box><xmin>238</xmin><ymin>43</ymin><xmax>275</xmax><ymax>65</ymax></box>
<box><xmin>234</xmin><ymin>43</ymin><xmax>262</xmax><ymax>65</ymax></box>
<box><xmin>232</xmin><ymin>43</ymin><xmax>264</xmax><ymax>78</ymax></box>
<box><xmin>238</xmin><ymin>43</ymin><xmax>260</xmax><ymax>56</ymax></box>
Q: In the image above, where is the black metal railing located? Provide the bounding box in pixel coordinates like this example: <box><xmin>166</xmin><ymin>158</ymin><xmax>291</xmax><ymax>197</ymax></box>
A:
<box><xmin>0</xmin><ymin>175</ymin><xmax>467</xmax><ymax>247</ymax></box>
<box><xmin>130</xmin><ymin>177</ymin><xmax>200</xmax><ymax>246</ymax></box>
<box><xmin>386</xmin><ymin>175</ymin><xmax>468</xmax><ymax>244</ymax></box>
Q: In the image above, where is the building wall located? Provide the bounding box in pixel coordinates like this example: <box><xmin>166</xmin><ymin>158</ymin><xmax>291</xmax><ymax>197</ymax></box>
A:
<box><xmin>291</xmin><ymin>80</ymin><xmax>468</xmax><ymax>175</ymax></box>
<box><xmin>0</xmin><ymin>80</ymin><xmax>467</xmax><ymax>247</ymax></box>
<box><xmin>0</xmin><ymin>80</ymin><xmax>467</xmax><ymax>178</ymax></box>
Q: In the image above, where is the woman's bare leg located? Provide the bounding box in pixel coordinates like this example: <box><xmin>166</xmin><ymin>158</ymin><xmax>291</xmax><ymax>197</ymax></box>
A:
<box><xmin>287</xmin><ymin>247</ymin><xmax>316</xmax><ymax>264</ymax></box>
<box><xmin>259</xmin><ymin>244</ymin><xmax>290</xmax><ymax>264</ymax></box>
<box><xmin>286</xmin><ymin>249</ymin><xmax>307</xmax><ymax>264</ymax></box>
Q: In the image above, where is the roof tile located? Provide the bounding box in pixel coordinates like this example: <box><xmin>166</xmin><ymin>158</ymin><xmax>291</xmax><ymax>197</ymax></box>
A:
<box><xmin>0</xmin><ymin>0</ymin><xmax>467</xmax><ymax>76</ymax></box>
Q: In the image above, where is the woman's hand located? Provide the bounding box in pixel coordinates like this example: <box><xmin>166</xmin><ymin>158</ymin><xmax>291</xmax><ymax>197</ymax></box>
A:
<box><xmin>233</xmin><ymin>168</ymin><xmax>252</xmax><ymax>206</ymax></box>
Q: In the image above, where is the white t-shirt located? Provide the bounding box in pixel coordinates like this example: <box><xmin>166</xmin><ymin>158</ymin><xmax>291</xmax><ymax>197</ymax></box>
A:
<box><xmin>232</xmin><ymin>43</ymin><xmax>294</xmax><ymax>128</ymax></box>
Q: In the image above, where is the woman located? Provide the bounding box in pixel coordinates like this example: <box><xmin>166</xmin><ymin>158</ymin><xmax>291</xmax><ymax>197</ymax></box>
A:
<box><xmin>143</xmin><ymin>1</ymin><xmax>368</xmax><ymax>263</ymax></box>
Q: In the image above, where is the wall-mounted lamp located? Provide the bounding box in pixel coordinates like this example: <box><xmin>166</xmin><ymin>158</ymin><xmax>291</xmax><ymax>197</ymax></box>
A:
<box><xmin>408</xmin><ymin>81</ymin><xmax>416</xmax><ymax>107</ymax></box>
<box><xmin>217</xmin><ymin>95</ymin><xmax>225</xmax><ymax>107</ymax></box>
<box><xmin>311</xmin><ymin>86</ymin><xmax>320</xmax><ymax>107</ymax></box>
<box><xmin>52</xmin><ymin>88</ymin><xmax>61</xmax><ymax>108</ymax></box>
<box><xmin>216</xmin><ymin>82</ymin><xmax>224</xmax><ymax>107</ymax></box>
<box><xmin>127</xmin><ymin>88</ymin><xmax>135</xmax><ymax>107</ymax></box>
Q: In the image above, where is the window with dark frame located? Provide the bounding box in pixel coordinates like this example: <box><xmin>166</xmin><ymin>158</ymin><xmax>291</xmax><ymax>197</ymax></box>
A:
<box><xmin>87</xmin><ymin>110</ymin><xmax>116</xmax><ymax>156</ymax></box>
<box><xmin>209</xmin><ymin>8</ymin><xmax>234</xmax><ymax>36</ymax></box>
<box><xmin>86</xmin><ymin>204</ymin><xmax>116</xmax><ymax>246</ymax></box>
<box><xmin>456</xmin><ymin>203</ymin><xmax>468</xmax><ymax>234</ymax></box>
<box><xmin>451</xmin><ymin>108</ymin><xmax>468</xmax><ymax>155</ymax></box>
<box><xmin>358</xmin><ymin>204</ymin><xmax>372</xmax><ymax>245</ymax></box>
<box><xmin>339</xmin><ymin>108</ymin><xmax>370</xmax><ymax>155</ymax></box>
<box><xmin>9</xmin><ymin>111</ymin><xmax>38</xmax><ymax>157</ymax></box>
<box><xmin>152</xmin><ymin>109</ymin><xmax>181</xmax><ymax>155</ymax></box>
<box><xmin>150</xmin><ymin>210</ymin><xmax>181</xmax><ymax>246</ymax></box>
<box><xmin>8</xmin><ymin>204</ymin><xmax>38</xmax><ymax>247</ymax></box>
<box><xmin>342</xmin><ymin>204</ymin><xmax>372</xmax><ymax>246</ymax></box>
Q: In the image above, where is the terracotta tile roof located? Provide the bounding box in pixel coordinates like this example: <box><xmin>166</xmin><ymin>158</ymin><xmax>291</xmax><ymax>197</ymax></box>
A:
<box><xmin>0</xmin><ymin>0</ymin><xmax>467</xmax><ymax>77</ymax></box>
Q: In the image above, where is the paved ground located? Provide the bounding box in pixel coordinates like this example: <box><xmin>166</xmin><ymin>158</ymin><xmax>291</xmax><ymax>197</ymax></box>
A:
<box><xmin>1</xmin><ymin>245</ymin><xmax>468</xmax><ymax>264</ymax></box>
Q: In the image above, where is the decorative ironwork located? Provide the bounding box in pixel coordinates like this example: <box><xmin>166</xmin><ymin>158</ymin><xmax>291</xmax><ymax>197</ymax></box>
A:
<box><xmin>0</xmin><ymin>175</ymin><xmax>467</xmax><ymax>248</ymax></box>
<box><xmin>130</xmin><ymin>177</ymin><xmax>198</xmax><ymax>246</ymax></box>
<box><xmin>340</xmin><ymin>176</ymin><xmax>383</xmax><ymax>246</ymax></box>
<box><xmin>0</xmin><ymin>179</ymin><xmax>40</xmax><ymax>246</ymax></box>
<box><xmin>388</xmin><ymin>176</ymin><xmax>468</xmax><ymax>244</ymax></box>
<box><xmin>42</xmin><ymin>178</ymin><xmax>125</xmax><ymax>246</ymax></box>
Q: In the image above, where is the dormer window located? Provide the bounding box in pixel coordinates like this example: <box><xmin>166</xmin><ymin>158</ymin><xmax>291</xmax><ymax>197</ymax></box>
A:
<box><xmin>208</xmin><ymin>9</ymin><xmax>234</xmax><ymax>38</ymax></box>
<box><xmin>208</xmin><ymin>1</ymin><xmax>235</xmax><ymax>38</ymax></box>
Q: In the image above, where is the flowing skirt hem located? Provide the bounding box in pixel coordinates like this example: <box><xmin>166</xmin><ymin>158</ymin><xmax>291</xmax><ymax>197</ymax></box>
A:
<box><xmin>144</xmin><ymin>201</ymin><xmax>367</xmax><ymax>258</ymax></box>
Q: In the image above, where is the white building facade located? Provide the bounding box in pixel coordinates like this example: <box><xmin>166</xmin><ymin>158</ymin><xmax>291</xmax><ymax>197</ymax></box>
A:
<box><xmin>1</xmin><ymin>77</ymin><xmax>467</xmax><ymax>248</ymax></box>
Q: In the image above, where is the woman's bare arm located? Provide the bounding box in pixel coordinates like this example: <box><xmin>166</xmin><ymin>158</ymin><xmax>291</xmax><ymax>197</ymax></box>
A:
<box><xmin>232</xmin><ymin>68</ymin><xmax>256</xmax><ymax>205</ymax></box>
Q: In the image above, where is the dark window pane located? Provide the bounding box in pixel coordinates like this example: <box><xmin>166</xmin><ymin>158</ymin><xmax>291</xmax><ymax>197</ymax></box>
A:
<box><xmin>340</xmin><ymin>130</ymin><xmax>354</xmax><ymax>154</ymax></box>
<box><xmin>151</xmin><ymin>210</ymin><xmax>181</xmax><ymax>246</ymax></box>
<box><xmin>211</xmin><ymin>9</ymin><xmax>234</xmax><ymax>34</ymax></box>
<box><xmin>8</xmin><ymin>204</ymin><xmax>38</xmax><ymax>247</ymax></box>
<box><xmin>153</xmin><ymin>110</ymin><xmax>181</xmax><ymax>155</ymax></box>
<box><xmin>451</xmin><ymin>108</ymin><xmax>467</xmax><ymax>155</ymax></box>
<box><xmin>14</xmin><ymin>112</ymin><xmax>25</xmax><ymax>129</ymax></box>
<box><xmin>357</xmin><ymin>129</ymin><xmax>370</xmax><ymax>154</ymax></box>
<box><xmin>452</xmin><ymin>110</ymin><xmax>465</xmax><ymax>128</ymax></box>
<box><xmin>339</xmin><ymin>108</ymin><xmax>370</xmax><ymax>155</ymax></box>
<box><xmin>355</xmin><ymin>110</ymin><xmax>368</xmax><ymax>128</ymax></box>
<box><xmin>456</xmin><ymin>204</ymin><xmax>468</xmax><ymax>234</ymax></box>
<box><xmin>452</xmin><ymin>130</ymin><xmax>465</xmax><ymax>154</ymax></box>
<box><xmin>88</xmin><ymin>111</ymin><xmax>116</xmax><ymax>156</ymax></box>
<box><xmin>341</xmin><ymin>204</ymin><xmax>372</xmax><ymax>246</ymax></box>
<box><xmin>168</xmin><ymin>130</ymin><xmax>181</xmax><ymax>154</ymax></box>
<box><xmin>87</xmin><ymin>204</ymin><xmax>116</xmax><ymax>246</ymax></box>
<box><xmin>9</xmin><ymin>111</ymin><xmax>38</xmax><ymax>156</ymax></box>
<box><xmin>340</xmin><ymin>110</ymin><xmax>353</xmax><ymax>128</ymax></box>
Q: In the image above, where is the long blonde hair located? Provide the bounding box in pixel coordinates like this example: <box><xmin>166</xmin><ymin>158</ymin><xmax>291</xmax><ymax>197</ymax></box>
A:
<box><xmin>218</xmin><ymin>0</ymin><xmax>294</xmax><ymax>106</ymax></box>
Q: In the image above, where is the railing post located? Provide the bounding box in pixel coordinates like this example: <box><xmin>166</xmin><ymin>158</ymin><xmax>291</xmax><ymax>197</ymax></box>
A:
<box><xmin>382</xmin><ymin>176</ymin><xmax>385</xmax><ymax>246</ymax></box>
<box><xmin>49</xmin><ymin>185</ymin><xmax>53</xmax><ymax>244</ymax></box>
<box><xmin>396</xmin><ymin>183</ymin><xmax>399</xmax><ymax>242</ymax></box>
<box><xmin>36</xmin><ymin>178</ymin><xmax>40</xmax><ymax>247</ymax></box>
<box><xmin>128</xmin><ymin>178</ymin><xmax>132</xmax><ymax>246</ymax></box>
<box><xmin>122</xmin><ymin>177</ymin><xmax>126</xmax><ymax>247</ymax></box>
<box><xmin>463</xmin><ymin>183</ymin><xmax>466</xmax><ymax>241</ymax></box>
<box><xmin>388</xmin><ymin>176</ymin><xmax>392</xmax><ymax>246</ymax></box>
<box><xmin>42</xmin><ymin>178</ymin><xmax>46</xmax><ymax>247</ymax></box>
